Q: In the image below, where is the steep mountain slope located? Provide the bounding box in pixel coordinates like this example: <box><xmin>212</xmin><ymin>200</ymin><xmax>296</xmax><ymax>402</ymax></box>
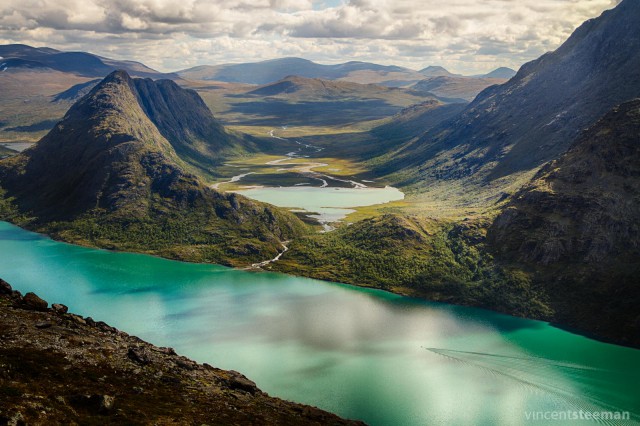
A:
<box><xmin>0</xmin><ymin>71</ymin><xmax>307</xmax><ymax>266</ymax></box>
<box><xmin>366</xmin><ymin>101</ymin><xmax>467</xmax><ymax>157</ymax></box>
<box><xmin>178</xmin><ymin>57</ymin><xmax>426</xmax><ymax>86</ymax></box>
<box><xmin>373</xmin><ymin>0</ymin><xmax>640</xmax><ymax>197</ymax></box>
<box><xmin>488</xmin><ymin>99</ymin><xmax>640</xmax><ymax>345</ymax></box>
<box><xmin>0</xmin><ymin>44</ymin><xmax>180</xmax><ymax>144</ymax></box>
<box><xmin>131</xmin><ymin>76</ymin><xmax>262</xmax><ymax>174</ymax></box>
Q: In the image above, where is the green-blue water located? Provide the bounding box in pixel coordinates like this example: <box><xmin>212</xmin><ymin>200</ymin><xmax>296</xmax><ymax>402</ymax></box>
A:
<box><xmin>234</xmin><ymin>185</ymin><xmax>404</xmax><ymax>223</ymax></box>
<box><xmin>0</xmin><ymin>221</ymin><xmax>638</xmax><ymax>425</ymax></box>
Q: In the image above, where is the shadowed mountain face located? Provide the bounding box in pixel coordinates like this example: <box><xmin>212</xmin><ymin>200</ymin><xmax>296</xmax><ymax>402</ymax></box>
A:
<box><xmin>130</xmin><ymin>76</ymin><xmax>260</xmax><ymax>172</ymax></box>
<box><xmin>0</xmin><ymin>71</ymin><xmax>307</xmax><ymax>265</ymax></box>
<box><xmin>488</xmin><ymin>99</ymin><xmax>640</xmax><ymax>345</ymax></box>
<box><xmin>373</xmin><ymin>0</ymin><xmax>640</xmax><ymax>191</ymax></box>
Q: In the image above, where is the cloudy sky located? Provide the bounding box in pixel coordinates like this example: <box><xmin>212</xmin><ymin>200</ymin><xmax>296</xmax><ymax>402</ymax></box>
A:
<box><xmin>0</xmin><ymin>0</ymin><xmax>620</xmax><ymax>74</ymax></box>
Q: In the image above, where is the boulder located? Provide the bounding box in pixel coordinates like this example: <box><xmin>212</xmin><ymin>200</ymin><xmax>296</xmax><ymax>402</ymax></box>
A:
<box><xmin>0</xmin><ymin>279</ymin><xmax>12</xmax><ymax>295</ymax></box>
<box><xmin>227</xmin><ymin>370</ymin><xmax>258</xmax><ymax>394</ymax></box>
<box><xmin>22</xmin><ymin>292</ymin><xmax>48</xmax><ymax>311</ymax></box>
<box><xmin>127</xmin><ymin>347</ymin><xmax>151</xmax><ymax>365</ymax></box>
<box><xmin>35</xmin><ymin>322</ymin><xmax>52</xmax><ymax>329</ymax></box>
<box><xmin>52</xmin><ymin>303</ymin><xmax>68</xmax><ymax>314</ymax></box>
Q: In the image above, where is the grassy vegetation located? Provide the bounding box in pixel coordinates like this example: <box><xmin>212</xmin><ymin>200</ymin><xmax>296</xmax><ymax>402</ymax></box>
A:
<box><xmin>0</xmin><ymin>183</ymin><xmax>309</xmax><ymax>267</ymax></box>
<box><xmin>193</xmin><ymin>77</ymin><xmax>431</xmax><ymax>128</ymax></box>
<box><xmin>273</xmin><ymin>214</ymin><xmax>552</xmax><ymax>319</ymax></box>
<box><xmin>228</xmin><ymin>122</ymin><xmax>386</xmax><ymax>138</ymax></box>
<box><xmin>0</xmin><ymin>70</ymin><xmax>91</xmax><ymax>143</ymax></box>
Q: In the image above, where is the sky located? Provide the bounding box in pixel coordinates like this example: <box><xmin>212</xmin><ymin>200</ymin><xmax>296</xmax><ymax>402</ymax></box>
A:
<box><xmin>0</xmin><ymin>0</ymin><xmax>621</xmax><ymax>75</ymax></box>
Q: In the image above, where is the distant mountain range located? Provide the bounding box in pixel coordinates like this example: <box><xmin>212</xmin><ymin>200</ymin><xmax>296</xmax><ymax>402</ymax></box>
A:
<box><xmin>0</xmin><ymin>43</ymin><xmax>511</xmax><ymax>145</ymax></box>
<box><xmin>0</xmin><ymin>43</ymin><xmax>516</xmax><ymax>87</ymax></box>
<box><xmin>0</xmin><ymin>70</ymin><xmax>306</xmax><ymax>265</ymax></box>
<box><xmin>177</xmin><ymin>57</ymin><xmax>515</xmax><ymax>87</ymax></box>
<box><xmin>0</xmin><ymin>44</ymin><xmax>175</xmax><ymax>79</ymax></box>
<box><xmin>411</xmin><ymin>76</ymin><xmax>508</xmax><ymax>102</ymax></box>
<box><xmin>245</xmin><ymin>75</ymin><xmax>449</xmax><ymax>104</ymax></box>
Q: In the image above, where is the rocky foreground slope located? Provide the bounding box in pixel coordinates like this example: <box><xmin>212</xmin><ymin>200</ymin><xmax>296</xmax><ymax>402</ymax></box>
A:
<box><xmin>0</xmin><ymin>279</ymin><xmax>363</xmax><ymax>425</ymax></box>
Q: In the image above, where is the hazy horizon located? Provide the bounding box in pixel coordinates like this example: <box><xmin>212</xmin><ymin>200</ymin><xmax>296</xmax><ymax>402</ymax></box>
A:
<box><xmin>0</xmin><ymin>0</ymin><xmax>621</xmax><ymax>75</ymax></box>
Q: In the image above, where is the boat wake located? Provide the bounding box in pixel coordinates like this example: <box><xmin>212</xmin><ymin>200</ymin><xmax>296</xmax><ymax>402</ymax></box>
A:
<box><xmin>426</xmin><ymin>348</ymin><xmax>638</xmax><ymax>424</ymax></box>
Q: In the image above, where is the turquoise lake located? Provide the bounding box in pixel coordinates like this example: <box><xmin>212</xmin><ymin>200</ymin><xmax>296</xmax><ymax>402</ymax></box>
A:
<box><xmin>0</xmin><ymin>221</ymin><xmax>638</xmax><ymax>425</ymax></box>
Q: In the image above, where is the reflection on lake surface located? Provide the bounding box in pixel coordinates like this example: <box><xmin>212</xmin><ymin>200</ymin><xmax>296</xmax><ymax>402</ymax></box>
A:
<box><xmin>0</xmin><ymin>221</ymin><xmax>638</xmax><ymax>426</ymax></box>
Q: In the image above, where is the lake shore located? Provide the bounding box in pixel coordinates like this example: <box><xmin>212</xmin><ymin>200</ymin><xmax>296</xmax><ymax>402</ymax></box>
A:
<box><xmin>0</xmin><ymin>278</ymin><xmax>365</xmax><ymax>425</ymax></box>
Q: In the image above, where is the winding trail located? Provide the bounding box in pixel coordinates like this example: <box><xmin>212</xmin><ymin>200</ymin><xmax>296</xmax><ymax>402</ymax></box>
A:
<box><xmin>245</xmin><ymin>241</ymin><xmax>290</xmax><ymax>270</ymax></box>
<box><xmin>221</xmin><ymin>127</ymin><xmax>381</xmax><ymax>269</ymax></box>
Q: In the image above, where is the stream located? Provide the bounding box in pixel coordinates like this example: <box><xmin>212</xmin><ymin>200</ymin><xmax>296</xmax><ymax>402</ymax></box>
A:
<box><xmin>225</xmin><ymin>128</ymin><xmax>404</xmax><ymax>231</ymax></box>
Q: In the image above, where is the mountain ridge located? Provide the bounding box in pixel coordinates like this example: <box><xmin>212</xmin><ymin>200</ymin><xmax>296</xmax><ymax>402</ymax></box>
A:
<box><xmin>0</xmin><ymin>44</ymin><xmax>175</xmax><ymax>79</ymax></box>
<box><xmin>368</xmin><ymin>0</ymin><xmax>640</xmax><ymax>200</ymax></box>
<box><xmin>0</xmin><ymin>70</ymin><xmax>308</xmax><ymax>266</ymax></box>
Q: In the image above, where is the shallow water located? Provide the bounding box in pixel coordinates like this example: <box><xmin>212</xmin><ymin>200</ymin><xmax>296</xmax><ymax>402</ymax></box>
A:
<box><xmin>234</xmin><ymin>185</ymin><xmax>404</xmax><ymax>223</ymax></box>
<box><xmin>1</xmin><ymin>221</ymin><xmax>638</xmax><ymax>425</ymax></box>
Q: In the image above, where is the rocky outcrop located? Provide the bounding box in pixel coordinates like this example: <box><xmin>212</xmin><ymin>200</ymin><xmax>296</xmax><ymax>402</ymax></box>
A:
<box><xmin>0</xmin><ymin>279</ymin><xmax>365</xmax><ymax>425</ymax></box>
<box><xmin>488</xmin><ymin>99</ymin><xmax>640</xmax><ymax>346</ymax></box>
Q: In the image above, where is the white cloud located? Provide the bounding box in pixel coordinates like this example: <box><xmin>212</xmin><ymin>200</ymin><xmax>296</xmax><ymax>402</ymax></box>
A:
<box><xmin>121</xmin><ymin>13</ymin><xmax>149</xmax><ymax>30</ymax></box>
<box><xmin>0</xmin><ymin>0</ymin><xmax>620</xmax><ymax>74</ymax></box>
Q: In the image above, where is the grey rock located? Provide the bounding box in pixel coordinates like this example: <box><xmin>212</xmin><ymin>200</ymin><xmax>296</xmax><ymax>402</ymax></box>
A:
<box><xmin>52</xmin><ymin>303</ymin><xmax>68</xmax><ymax>314</ymax></box>
<box><xmin>227</xmin><ymin>370</ymin><xmax>258</xmax><ymax>394</ymax></box>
